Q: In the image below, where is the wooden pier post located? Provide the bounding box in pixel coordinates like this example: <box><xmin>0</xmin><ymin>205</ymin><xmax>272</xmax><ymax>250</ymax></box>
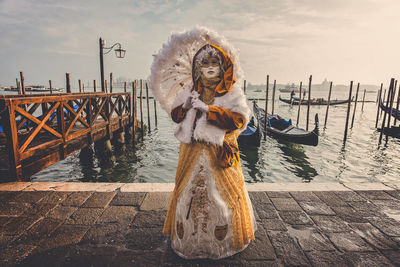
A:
<box><xmin>343</xmin><ymin>81</ymin><xmax>353</xmax><ymax>144</ymax></box>
<box><xmin>244</xmin><ymin>80</ymin><xmax>247</xmax><ymax>94</ymax></box>
<box><xmin>78</xmin><ymin>79</ymin><xmax>82</xmax><ymax>93</ymax></box>
<box><xmin>146</xmin><ymin>82</ymin><xmax>151</xmax><ymax>132</ymax></box>
<box><xmin>271</xmin><ymin>80</ymin><xmax>276</xmax><ymax>115</ymax></box>
<box><xmin>93</xmin><ymin>80</ymin><xmax>97</xmax><ymax>92</ymax></box>
<box><xmin>380</xmin><ymin>89</ymin><xmax>386</xmax><ymax>118</ymax></box>
<box><xmin>82</xmin><ymin>84</ymin><xmax>85</xmax><ymax>93</ymax></box>
<box><xmin>306</xmin><ymin>75</ymin><xmax>312</xmax><ymax>131</ymax></box>
<box><xmin>375</xmin><ymin>86</ymin><xmax>382</xmax><ymax>128</ymax></box>
<box><xmin>350</xmin><ymin>82</ymin><xmax>360</xmax><ymax>129</ymax></box>
<box><xmin>20</xmin><ymin>72</ymin><xmax>26</xmax><ymax>95</ymax></box>
<box><xmin>49</xmin><ymin>80</ymin><xmax>53</xmax><ymax>94</ymax></box>
<box><xmin>386</xmin><ymin>80</ymin><xmax>397</xmax><ymax>131</ymax></box>
<box><xmin>154</xmin><ymin>99</ymin><xmax>158</xmax><ymax>129</ymax></box>
<box><xmin>324</xmin><ymin>82</ymin><xmax>333</xmax><ymax>129</ymax></box>
<box><xmin>4</xmin><ymin>103</ymin><xmax>22</xmax><ymax>180</ymax></box>
<box><xmin>361</xmin><ymin>89</ymin><xmax>366</xmax><ymax>112</ymax></box>
<box><xmin>110</xmin><ymin>73</ymin><xmax>113</xmax><ymax>93</ymax></box>
<box><xmin>296</xmin><ymin>81</ymin><xmax>303</xmax><ymax>127</ymax></box>
<box><xmin>379</xmin><ymin>78</ymin><xmax>394</xmax><ymax>144</ymax></box>
<box><xmin>124</xmin><ymin>81</ymin><xmax>127</xmax><ymax>93</ymax></box>
<box><xmin>132</xmin><ymin>81</ymin><xmax>137</xmax><ymax>141</ymax></box>
<box><xmin>264</xmin><ymin>75</ymin><xmax>269</xmax><ymax>141</ymax></box>
<box><xmin>140</xmin><ymin>80</ymin><xmax>144</xmax><ymax>137</ymax></box>
<box><xmin>66</xmin><ymin>73</ymin><xmax>71</xmax><ymax>93</ymax></box>
<box><xmin>376</xmin><ymin>84</ymin><xmax>383</xmax><ymax>104</ymax></box>
<box><xmin>394</xmin><ymin>82</ymin><xmax>400</xmax><ymax>125</ymax></box>
<box><xmin>16</xmin><ymin>78</ymin><xmax>21</xmax><ymax>95</ymax></box>
<box><xmin>105</xmin><ymin>80</ymin><xmax>108</xmax><ymax>93</ymax></box>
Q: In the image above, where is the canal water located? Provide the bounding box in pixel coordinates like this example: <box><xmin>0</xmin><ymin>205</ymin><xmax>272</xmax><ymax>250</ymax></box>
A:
<box><xmin>9</xmin><ymin>84</ymin><xmax>397</xmax><ymax>184</ymax></box>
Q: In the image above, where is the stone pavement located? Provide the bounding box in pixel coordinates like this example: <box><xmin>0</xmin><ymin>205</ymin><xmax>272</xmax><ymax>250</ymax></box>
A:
<box><xmin>0</xmin><ymin>182</ymin><xmax>399</xmax><ymax>266</ymax></box>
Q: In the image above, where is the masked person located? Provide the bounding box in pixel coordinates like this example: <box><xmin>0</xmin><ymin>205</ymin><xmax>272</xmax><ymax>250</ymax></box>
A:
<box><xmin>148</xmin><ymin>27</ymin><xmax>256</xmax><ymax>259</ymax></box>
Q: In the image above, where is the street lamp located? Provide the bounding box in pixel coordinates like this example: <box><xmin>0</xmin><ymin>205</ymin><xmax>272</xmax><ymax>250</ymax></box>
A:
<box><xmin>99</xmin><ymin>37</ymin><xmax>126</xmax><ymax>92</ymax></box>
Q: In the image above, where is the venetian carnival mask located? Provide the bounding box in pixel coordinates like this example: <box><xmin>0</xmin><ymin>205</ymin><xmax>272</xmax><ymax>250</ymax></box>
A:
<box><xmin>200</xmin><ymin>56</ymin><xmax>221</xmax><ymax>79</ymax></box>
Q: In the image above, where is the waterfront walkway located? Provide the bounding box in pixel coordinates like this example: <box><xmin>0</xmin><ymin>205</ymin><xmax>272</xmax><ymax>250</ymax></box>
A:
<box><xmin>0</xmin><ymin>181</ymin><xmax>399</xmax><ymax>266</ymax></box>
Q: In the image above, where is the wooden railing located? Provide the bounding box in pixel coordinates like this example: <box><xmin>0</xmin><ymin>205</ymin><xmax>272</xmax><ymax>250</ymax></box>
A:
<box><xmin>0</xmin><ymin>92</ymin><xmax>133</xmax><ymax>181</ymax></box>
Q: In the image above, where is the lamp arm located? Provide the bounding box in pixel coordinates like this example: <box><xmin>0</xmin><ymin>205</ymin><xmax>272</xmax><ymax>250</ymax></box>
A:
<box><xmin>103</xmin><ymin>43</ymin><xmax>122</xmax><ymax>55</ymax></box>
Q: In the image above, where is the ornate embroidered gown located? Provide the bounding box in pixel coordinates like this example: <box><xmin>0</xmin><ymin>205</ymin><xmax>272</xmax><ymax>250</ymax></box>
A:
<box><xmin>162</xmin><ymin>44</ymin><xmax>257</xmax><ymax>259</ymax></box>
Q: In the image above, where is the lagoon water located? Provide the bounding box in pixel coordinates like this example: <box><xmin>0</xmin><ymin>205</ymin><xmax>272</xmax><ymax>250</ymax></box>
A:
<box><xmin>20</xmin><ymin>85</ymin><xmax>399</xmax><ymax>185</ymax></box>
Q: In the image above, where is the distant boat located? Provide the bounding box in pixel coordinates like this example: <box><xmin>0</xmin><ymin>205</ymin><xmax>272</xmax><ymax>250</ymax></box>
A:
<box><xmin>279</xmin><ymin>96</ymin><xmax>349</xmax><ymax>106</ymax></box>
<box><xmin>253</xmin><ymin>101</ymin><xmax>319</xmax><ymax>146</ymax></box>
<box><xmin>279</xmin><ymin>83</ymin><xmax>301</xmax><ymax>93</ymax></box>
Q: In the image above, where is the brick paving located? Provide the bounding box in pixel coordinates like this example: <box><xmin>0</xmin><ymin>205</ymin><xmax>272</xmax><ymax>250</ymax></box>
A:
<box><xmin>0</xmin><ymin>188</ymin><xmax>399</xmax><ymax>266</ymax></box>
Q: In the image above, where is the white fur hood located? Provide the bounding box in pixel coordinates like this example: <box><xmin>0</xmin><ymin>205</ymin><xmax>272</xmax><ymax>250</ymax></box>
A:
<box><xmin>171</xmin><ymin>83</ymin><xmax>251</xmax><ymax>146</ymax></box>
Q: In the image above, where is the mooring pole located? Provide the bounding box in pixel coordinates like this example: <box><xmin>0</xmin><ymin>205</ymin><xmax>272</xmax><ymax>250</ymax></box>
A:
<box><xmin>343</xmin><ymin>81</ymin><xmax>353</xmax><ymax>144</ymax></box>
<box><xmin>271</xmin><ymin>80</ymin><xmax>276</xmax><ymax>115</ymax></box>
<box><xmin>361</xmin><ymin>89</ymin><xmax>366</xmax><ymax>112</ymax></box>
<box><xmin>66</xmin><ymin>73</ymin><xmax>71</xmax><ymax>93</ymax></box>
<box><xmin>244</xmin><ymin>80</ymin><xmax>247</xmax><ymax>95</ymax></box>
<box><xmin>49</xmin><ymin>80</ymin><xmax>53</xmax><ymax>94</ymax></box>
<box><xmin>99</xmin><ymin>38</ymin><xmax>105</xmax><ymax>93</ymax></box>
<box><xmin>124</xmin><ymin>81</ymin><xmax>127</xmax><ymax>93</ymax></box>
<box><xmin>324</xmin><ymin>81</ymin><xmax>333</xmax><ymax>129</ymax></box>
<box><xmin>264</xmin><ymin>75</ymin><xmax>269</xmax><ymax>141</ymax></box>
<box><xmin>140</xmin><ymin>80</ymin><xmax>144</xmax><ymax>137</ymax></box>
<box><xmin>146</xmin><ymin>82</ymin><xmax>151</xmax><ymax>132</ymax></box>
<box><xmin>306</xmin><ymin>75</ymin><xmax>312</xmax><ymax>131</ymax></box>
<box><xmin>93</xmin><ymin>80</ymin><xmax>97</xmax><ymax>92</ymax></box>
<box><xmin>110</xmin><ymin>73</ymin><xmax>113</xmax><ymax>93</ymax></box>
<box><xmin>350</xmin><ymin>83</ymin><xmax>360</xmax><ymax>129</ymax></box>
<box><xmin>20</xmin><ymin>72</ymin><xmax>26</xmax><ymax>95</ymax></box>
<box><xmin>154</xmin><ymin>99</ymin><xmax>158</xmax><ymax>129</ymax></box>
<box><xmin>296</xmin><ymin>81</ymin><xmax>303</xmax><ymax>127</ymax></box>
<box><xmin>379</xmin><ymin>78</ymin><xmax>394</xmax><ymax>144</ymax></box>
<box><xmin>380</xmin><ymin>89</ymin><xmax>386</xmax><ymax>119</ymax></box>
<box><xmin>16</xmin><ymin>78</ymin><xmax>21</xmax><ymax>95</ymax></box>
<box><xmin>132</xmin><ymin>81</ymin><xmax>137</xmax><ymax>142</ymax></box>
<box><xmin>386</xmin><ymin>80</ymin><xmax>397</xmax><ymax>131</ymax></box>
<box><xmin>78</xmin><ymin>79</ymin><xmax>82</xmax><ymax>93</ymax></box>
<box><xmin>394</xmin><ymin>82</ymin><xmax>400</xmax><ymax>125</ymax></box>
<box><xmin>375</xmin><ymin>86</ymin><xmax>382</xmax><ymax>128</ymax></box>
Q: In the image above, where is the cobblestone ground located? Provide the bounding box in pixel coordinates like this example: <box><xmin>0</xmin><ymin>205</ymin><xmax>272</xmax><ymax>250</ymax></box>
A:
<box><xmin>0</xmin><ymin>189</ymin><xmax>400</xmax><ymax>266</ymax></box>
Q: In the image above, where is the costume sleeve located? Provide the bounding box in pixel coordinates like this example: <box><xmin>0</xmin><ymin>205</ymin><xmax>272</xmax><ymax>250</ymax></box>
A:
<box><xmin>171</xmin><ymin>104</ymin><xmax>188</xmax><ymax>123</ymax></box>
<box><xmin>207</xmin><ymin>105</ymin><xmax>245</xmax><ymax>131</ymax></box>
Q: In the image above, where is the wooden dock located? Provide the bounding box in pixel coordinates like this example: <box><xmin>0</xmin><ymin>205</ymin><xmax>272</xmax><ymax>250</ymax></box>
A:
<box><xmin>0</xmin><ymin>91</ymin><xmax>134</xmax><ymax>182</ymax></box>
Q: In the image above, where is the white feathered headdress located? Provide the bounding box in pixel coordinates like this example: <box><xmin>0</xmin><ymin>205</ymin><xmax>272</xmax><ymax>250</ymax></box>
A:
<box><xmin>147</xmin><ymin>26</ymin><xmax>244</xmax><ymax>114</ymax></box>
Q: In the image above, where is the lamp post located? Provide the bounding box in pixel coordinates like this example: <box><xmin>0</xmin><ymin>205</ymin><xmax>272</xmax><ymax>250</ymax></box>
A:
<box><xmin>99</xmin><ymin>38</ymin><xmax>126</xmax><ymax>92</ymax></box>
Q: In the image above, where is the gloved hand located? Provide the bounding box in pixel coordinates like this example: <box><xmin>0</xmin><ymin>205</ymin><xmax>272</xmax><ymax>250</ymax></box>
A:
<box><xmin>192</xmin><ymin>98</ymin><xmax>209</xmax><ymax>113</ymax></box>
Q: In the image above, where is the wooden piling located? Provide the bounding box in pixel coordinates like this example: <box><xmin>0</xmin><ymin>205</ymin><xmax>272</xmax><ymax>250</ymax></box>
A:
<box><xmin>132</xmin><ymin>81</ymin><xmax>137</xmax><ymax>142</ymax></box>
<box><xmin>379</xmin><ymin>78</ymin><xmax>394</xmax><ymax>144</ymax></box>
<box><xmin>66</xmin><ymin>73</ymin><xmax>71</xmax><ymax>93</ymax></box>
<box><xmin>16</xmin><ymin>78</ymin><xmax>21</xmax><ymax>95</ymax></box>
<box><xmin>82</xmin><ymin>84</ymin><xmax>85</xmax><ymax>93</ymax></box>
<box><xmin>146</xmin><ymin>82</ymin><xmax>151</xmax><ymax>132</ymax></box>
<box><xmin>110</xmin><ymin>73</ymin><xmax>113</xmax><ymax>93</ymax></box>
<box><xmin>271</xmin><ymin>80</ymin><xmax>276</xmax><ymax>115</ymax></box>
<box><xmin>154</xmin><ymin>99</ymin><xmax>158</xmax><ymax>129</ymax></box>
<box><xmin>78</xmin><ymin>79</ymin><xmax>82</xmax><ymax>93</ymax></box>
<box><xmin>105</xmin><ymin>80</ymin><xmax>108</xmax><ymax>93</ymax></box>
<box><xmin>264</xmin><ymin>75</ymin><xmax>269</xmax><ymax>141</ymax></box>
<box><xmin>350</xmin><ymin>83</ymin><xmax>360</xmax><ymax>129</ymax></box>
<box><xmin>343</xmin><ymin>81</ymin><xmax>353</xmax><ymax>144</ymax></box>
<box><xmin>376</xmin><ymin>84</ymin><xmax>383</xmax><ymax>104</ymax></box>
<box><xmin>93</xmin><ymin>80</ymin><xmax>97</xmax><ymax>92</ymax></box>
<box><xmin>323</xmin><ymin>81</ymin><xmax>333</xmax><ymax>129</ymax></box>
<box><xmin>386</xmin><ymin>80</ymin><xmax>397</xmax><ymax>131</ymax></box>
<box><xmin>361</xmin><ymin>89</ymin><xmax>366</xmax><ymax>112</ymax></box>
<box><xmin>140</xmin><ymin>80</ymin><xmax>144</xmax><ymax>137</ymax></box>
<box><xmin>380</xmin><ymin>89</ymin><xmax>386</xmax><ymax>118</ymax></box>
<box><xmin>296</xmin><ymin>81</ymin><xmax>303</xmax><ymax>127</ymax></box>
<box><xmin>375</xmin><ymin>86</ymin><xmax>382</xmax><ymax>128</ymax></box>
<box><xmin>49</xmin><ymin>80</ymin><xmax>53</xmax><ymax>94</ymax></box>
<box><xmin>20</xmin><ymin>72</ymin><xmax>26</xmax><ymax>95</ymax></box>
<box><xmin>306</xmin><ymin>75</ymin><xmax>312</xmax><ymax>131</ymax></box>
<box><xmin>124</xmin><ymin>81</ymin><xmax>127</xmax><ymax>93</ymax></box>
<box><xmin>244</xmin><ymin>80</ymin><xmax>247</xmax><ymax>94</ymax></box>
<box><xmin>394</xmin><ymin>81</ymin><xmax>400</xmax><ymax>125</ymax></box>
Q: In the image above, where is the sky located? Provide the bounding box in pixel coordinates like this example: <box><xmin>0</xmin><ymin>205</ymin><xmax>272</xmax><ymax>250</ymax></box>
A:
<box><xmin>1</xmin><ymin>0</ymin><xmax>400</xmax><ymax>88</ymax></box>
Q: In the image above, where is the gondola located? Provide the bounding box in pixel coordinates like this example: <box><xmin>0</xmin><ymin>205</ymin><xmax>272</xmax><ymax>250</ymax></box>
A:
<box><xmin>279</xmin><ymin>96</ymin><xmax>349</xmax><ymax>106</ymax></box>
<box><xmin>379</xmin><ymin>102</ymin><xmax>400</xmax><ymax>120</ymax></box>
<box><xmin>377</xmin><ymin>126</ymin><xmax>400</xmax><ymax>138</ymax></box>
<box><xmin>253</xmin><ymin>101</ymin><xmax>319</xmax><ymax>146</ymax></box>
<box><xmin>238</xmin><ymin>116</ymin><xmax>261</xmax><ymax>146</ymax></box>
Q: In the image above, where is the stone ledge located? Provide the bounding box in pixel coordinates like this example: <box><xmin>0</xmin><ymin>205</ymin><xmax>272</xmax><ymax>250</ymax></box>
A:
<box><xmin>0</xmin><ymin>182</ymin><xmax>398</xmax><ymax>192</ymax></box>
